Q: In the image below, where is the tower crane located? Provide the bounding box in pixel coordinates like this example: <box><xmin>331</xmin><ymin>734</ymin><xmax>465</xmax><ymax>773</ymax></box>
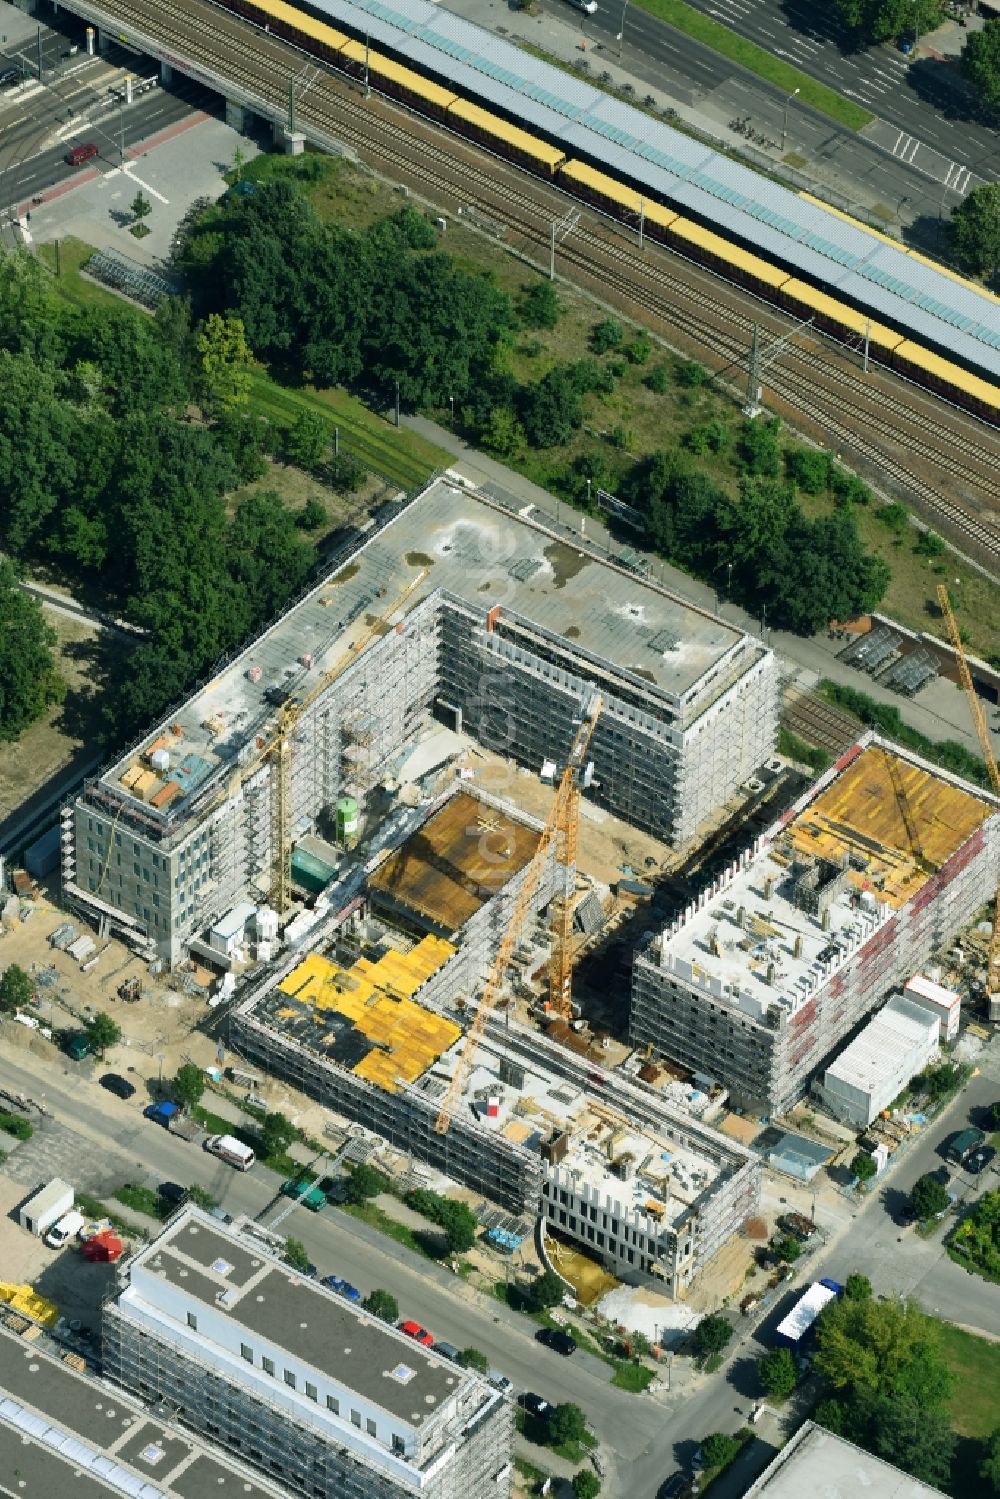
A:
<box><xmin>936</xmin><ymin>585</ymin><xmax>1000</xmax><ymax>1011</ymax></box>
<box><xmin>549</xmin><ymin>731</ymin><xmax>593</xmax><ymax>1017</ymax></box>
<box><xmin>434</xmin><ymin>694</ymin><xmax>603</xmax><ymax>1136</ymax></box>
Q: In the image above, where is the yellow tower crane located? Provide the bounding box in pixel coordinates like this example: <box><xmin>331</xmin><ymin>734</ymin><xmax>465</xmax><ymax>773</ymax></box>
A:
<box><xmin>936</xmin><ymin>585</ymin><xmax>1000</xmax><ymax>1010</ymax></box>
<box><xmin>434</xmin><ymin>694</ymin><xmax>603</xmax><ymax>1135</ymax></box>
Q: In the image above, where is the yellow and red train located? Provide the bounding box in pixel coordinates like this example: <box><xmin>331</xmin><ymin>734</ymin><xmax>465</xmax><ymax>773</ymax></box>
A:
<box><xmin>218</xmin><ymin>0</ymin><xmax>1000</xmax><ymax>425</ymax></box>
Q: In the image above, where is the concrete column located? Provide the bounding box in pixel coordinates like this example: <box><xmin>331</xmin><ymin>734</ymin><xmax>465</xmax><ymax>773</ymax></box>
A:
<box><xmin>224</xmin><ymin>98</ymin><xmax>246</xmax><ymax>132</ymax></box>
<box><xmin>160</xmin><ymin>59</ymin><xmax>172</xmax><ymax>84</ymax></box>
<box><xmin>283</xmin><ymin>130</ymin><xmax>305</xmax><ymax>156</ymax></box>
<box><xmin>96</xmin><ymin>26</ymin><xmax>107</xmax><ymax>53</ymax></box>
<box><xmin>124</xmin><ymin>74</ymin><xmax>133</xmax><ymax>104</ymax></box>
<box><xmin>85</xmin><ymin>24</ymin><xmax>94</xmax><ymax>54</ymax></box>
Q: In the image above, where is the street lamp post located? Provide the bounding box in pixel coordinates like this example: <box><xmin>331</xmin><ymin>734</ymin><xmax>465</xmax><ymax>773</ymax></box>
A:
<box><xmin>617</xmin><ymin>0</ymin><xmax>629</xmax><ymax>63</ymax></box>
<box><xmin>782</xmin><ymin>87</ymin><xmax>799</xmax><ymax>154</ymax></box>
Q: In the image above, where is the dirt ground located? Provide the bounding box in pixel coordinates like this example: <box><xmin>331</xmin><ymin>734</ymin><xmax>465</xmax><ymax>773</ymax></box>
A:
<box><xmin>0</xmin><ymin>1177</ymin><xmax>120</xmax><ymax>1331</ymax></box>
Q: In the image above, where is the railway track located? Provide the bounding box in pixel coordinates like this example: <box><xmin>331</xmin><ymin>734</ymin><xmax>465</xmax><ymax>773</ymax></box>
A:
<box><xmin>133</xmin><ymin>0</ymin><xmax>999</xmax><ymax>561</ymax></box>
<box><xmin>783</xmin><ymin>692</ymin><xmax>860</xmax><ymax>755</ymax></box>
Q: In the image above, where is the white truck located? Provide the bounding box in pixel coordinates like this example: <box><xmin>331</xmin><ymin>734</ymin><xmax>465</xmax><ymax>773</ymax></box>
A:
<box><xmin>20</xmin><ymin>1179</ymin><xmax>74</xmax><ymax>1237</ymax></box>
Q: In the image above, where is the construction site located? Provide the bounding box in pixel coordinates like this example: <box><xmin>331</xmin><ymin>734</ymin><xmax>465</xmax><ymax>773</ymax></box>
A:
<box><xmin>61</xmin><ymin>474</ymin><xmax>779</xmax><ymax>969</ymax></box>
<box><xmin>631</xmin><ymin>735</ymin><xmax>1000</xmax><ymax>1115</ymax></box>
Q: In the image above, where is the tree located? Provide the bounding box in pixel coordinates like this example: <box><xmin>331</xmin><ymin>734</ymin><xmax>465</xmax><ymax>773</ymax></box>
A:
<box><xmin>738</xmin><ymin>416</ymin><xmax>781</xmax><ymax>477</ymax></box>
<box><xmin>283</xmin><ymin>409</ymin><xmax>329</xmax><ymax>471</ymax></box>
<box><xmin>548</xmin><ymin>1403</ymin><xmax>587</xmax><ymax>1447</ymax></box>
<box><xmin>85</xmin><ymin>1012</ymin><xmax>121</xmax><ymax>1058</ymax></box>
<box><xmin>572</xmin><ymin>1470</ymin><xmax>601</xmax><ymax>1499</ymax></box>
<box><xmin>981</xmin><ymin>1426</ymin><xmax>1000</xmax><ymax>1492</ymax></box>
<box><xmin>0</xmin><ymin>560</ymin><xmax>64</xmax><ymax>742</ymax></box>
<box><xmin>131</xmin><ymin>190</ymin><xmax>151</xmax><ymax>225</ymax></box>
<box><xmin>518</xmin><ymin>366</ymin><xmax>584</xmax><ymax>447</ymax></box>
<box><xmin>345</xmin><ymin>1163</ymin><xmax>390</xmax><ymax>1204</ymax></box>
<box><xmin>692</xmin><ymin>1313</ymin><xmax>732</xmax><ymax>1359</ymax></box>
<box><xmin>645</xmin><ymin>362</ymin><xmax>669</xmax><ymax>394</ymax></box>
<box><xmin>676</xmin><ymin>359</ymin><xmax>706</xmax><ymax>388</ymax></box>
<box><xmin>844</xmin><ymin>1273</ymin><xmax>873</xmax><ymax>1302</ymax></box>
<box><xmin>284</xmin><ymin>1237</ymin><xmax>311</xmax><ymax>1273</ymax></box>
<box><xmin>297</xmin><ymin>496</ymin><xmax>327</xmax><ymax>530</ymax></box>
<box><xmin>456</xmin><ymin>1347</ymin><xmax>490</xmax><ymax>1373</ymax></box>
<box><xmin>232</xmin><ymin>143</ymin><xmax>246</xmax><ymax>181</ymax></box>
<box><xmin>832</xmin><ymin>0</ymin><xmax>943</xmax><ymax>45</ymax></box>
<box><xmin>590</xmin><ymin>318</ymin><xmax>624</xmax><ymax>354</ymax></box>
<box><xmin>196</xmin><ymin>313</ymin><xmax>253</xmax><ymax>414</ymax></box>
<box><xmin>757</xmin><ymin>1346</ymin><xmax>798</xmax><ymax>1399</ymax></box>
<box><xmin>187</xmin><ymin>1184</ymin><xmax>217</xmax><ymax>1211</ymax></box>
<box><xmin>813</xmin><ymin>1296</ymin><xmax>955</xmax><ymax>1409</ymax></box>
<box><xmin>260</xmin><ymin>1110</ymin><xmax>297</xmax><ymax>1158</ymax></box>
<box><xmin>867</xmin><ymin>1392</ymin><xmax>956</xmax><ymax>1488</ymax></box>
<box><xmin>774</xmin><ymin>1235</ymin><xmax>802</xmax><ymax>1263</ymax></box>
<box><xmin>910</xmin><ymin>1173</ymin><xmax>951</xmax><ymax>1221</ymax></box>
<box><xmin>949</xmin><ymin>183</ymin><xmax>1000</xmax><ymax>277</ymax></box>
<box><xmin>364</xmin><ymin>1288</ymin><xmax>398</xmax><ymax>1323</ymax></box>
<box><xmin>785</xmin><ymin>447</ymin><xmax>833</xmax><ymax>494</ymax></box>
<box><xmin>852</xmin><ymin>1150</ymin><xmax>877</xmax><ymax>1183</ymax></box>
<box><xmin>438</xmin><ymin>1200</ymin><xmax>478</xmax><ymax>1253</ymax></box>
<box><xmin>480</xmin><ymin>406</ymin><xmax>525</xmax><ymax>458</ymax></box>
<box><xmin>527</xmin><ymin>1268</ymin><xmax>566</xmax><ymax>1312</ymax></box>
<box><xmin>961</xmin><ymin>18</ymin><xmax>1000</xmax><ymax>116</ymax></box>
<box><xmin>173</xmin><ymin>1062</ymin><xmax>205</xmax><ymax>1112</ymax></box>
<box><xmin>326</xmin><ymin>450</ymin><xmax>366</xmax><ymax>495</ymax></box>
<box><xmin>700</xmin><ymin>1432</ymin><xmax>739</xmax><ymax>1470</ymax></box>
<box><xmin>0</xmin><ymin>964</ymin><xmax>33</xmax><ymax>1014</ymax></box>
<box><xmin>520</xmin><ymin>280</ymin><xmax>561</xmax><ymax>330</ymax></box>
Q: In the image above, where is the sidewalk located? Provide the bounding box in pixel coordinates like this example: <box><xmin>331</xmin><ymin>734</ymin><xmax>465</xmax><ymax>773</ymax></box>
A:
<box><xmin>403</xmin><ymin>412</ymin><xmax>985</xmax><ymax>756</ymax></box>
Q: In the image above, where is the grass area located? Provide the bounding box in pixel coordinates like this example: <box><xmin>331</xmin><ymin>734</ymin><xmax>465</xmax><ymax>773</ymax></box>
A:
<box><xmin>35</xmin><ymin>236</ymin><xmax>126</xmax><ymax>310</ymax></box>
<box><xmin>188</xmin><ymin>1103</ymin><xmax>298</xmax><ymax>1172</ymax></box>
<box><xmin>777</xmin><ymin>724</ymin><xmax>831</xmax><ymax>774</ymax></box>
<box><xmin>248</xmin><ymin>370</ymin><xmax>449</xmax><ymax>492</ymax></box>
<box><xmin>626</xmin><ymin>0</ymin><xmax>872</xmax><ymax>129</ymax></box>
<box><xmin>939</xmin><ymin>1322</ymin><xmax>1000</xmax><ymax>1499</ymax></box>
<box><xmin>611</xmin><ymin>1362</ymin><xmax>656</xmax><ymax>1392</ymax></box>
<box><xmin>115</xmin><ymin>1184</ymin><xmax>169</xmax><ymax>1220</ymax></box>
<box><xmin>340</xmin><ymin>1199</ymin><xmax>461</xmax><ymax>1267</ymax></box>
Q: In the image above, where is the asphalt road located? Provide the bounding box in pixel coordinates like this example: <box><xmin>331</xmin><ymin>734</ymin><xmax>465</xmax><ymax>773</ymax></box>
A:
<box><xmin>0</xmin><ymin>18</ymin><xmax>212</xmax><ymax>215</ymax></box>
<box><xmin>676</xmin><ymin>0</ymin><xmax>1000</xmax><ymax>184</ymax></box>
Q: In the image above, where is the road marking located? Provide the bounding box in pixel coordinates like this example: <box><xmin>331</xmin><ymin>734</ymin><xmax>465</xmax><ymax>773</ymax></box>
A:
<box><xmin>117</xmin><ymin>163</ymin><xmax>169</xmax><ymax>203</ymax></box>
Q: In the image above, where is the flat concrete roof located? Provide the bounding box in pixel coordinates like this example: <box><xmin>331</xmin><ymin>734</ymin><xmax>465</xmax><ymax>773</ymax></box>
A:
<box><xmin>369</xmin><ymin>789</ymin><xmax>541</xmax><ymax>933</ymax></box>
<box><xmin>0</xmin><ymin>1322</ymin><xmax>284</xmax><ymax>1499</ymax></box>
<box><xmin>658</xmin><ymin>740</ymin><xmax>997</xmax><ymax>1022</ymax></box>
<box><xmin>97</xmin><ymin>478</ymin><xmax>753</xmax><ymax>824</ymax></box>
<box><xmin>744</xmin><ymin>1422</ymin><xmax>941</xmax><ymax>1498</ymax></box>
<box><xmin>136</xmin><ymin>1212</ymin><xmax>470</xmax><ymax>1427</ymax></box>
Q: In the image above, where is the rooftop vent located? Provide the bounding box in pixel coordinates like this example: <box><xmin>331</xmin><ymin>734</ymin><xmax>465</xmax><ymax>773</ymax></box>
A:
<box><xmin>649</xmin><ymin>629</ymin><xmax>679</xmax><ymax>653</ymax></box>
<box><xmin>508</xmin><ymin>557</ymin><xmax>542</xmax><ymax>582</ymax></box>
<box><xmin>389</xmin><ymin>1363</ymin><xmax>417</xmax><ymax>1385</ymax></box>
<box><xmin>211</xmin><ymin>1258</ymin><xmax>234</xmax><ymax>1277</ymax></box>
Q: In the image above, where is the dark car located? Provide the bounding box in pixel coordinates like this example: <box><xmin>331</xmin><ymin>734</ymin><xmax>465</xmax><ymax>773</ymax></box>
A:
<box><xmin>100</xmin><ymin>1073</ymin><xmax>135</xmax><ymax>1099</ymax></box>
<box><xmin>966</xmin><ymin>1146</ymin><xmax>996</xmax><ymax>1175</ymax></box>
<box><xmin>518</xmin><ymin>1393</ymin><xmax>553</xmax><ymax>1420</ymax></box>
<box><xmin>157</xmin><ymin>1182</ymin><xmax>186</xmax><ymax>1206</ymax></box>
<box><xmin>321</xmin><ymin>1275</ymin><xmax>362</xmax><ymax>1302</ymax></box>
<box><xmin>657</xmin><ymin>1475</ymin><xmax>686</xmax><ymax>1499</ymax></box>
<box><xmin>0</xmin><ymin>67</ymin><xmax>19</xmax><ymax>87</ymax></box>
<box><xmin>536</xmin><ymin>1327</ymin><xmax>575</xmax><ymax>1356</ymax></box>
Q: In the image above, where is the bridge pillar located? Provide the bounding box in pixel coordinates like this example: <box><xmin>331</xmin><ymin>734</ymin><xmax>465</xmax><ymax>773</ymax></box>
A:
<box><xmin>225</xmin><ymin>99</ymin><xmax>248</xmax><ymax>132</ymax></box>
<box><xmin>160</xmin><ymin>59</ymin><xmax>172</xmax><ymax>84</ymax></box>
<box><xmin>85</xmin><ymin>24</ymin><xmax>94</xmax><ymax>54</ymax></box>
<box><xmin>96</xmin><ymin>26</ymin><xmax>108</xmax><ymax>53</ymax></box>
<box><xmin>283</xmin><ymin>130</ymin><xmax>305</xmax><ymax>157</ymax></box>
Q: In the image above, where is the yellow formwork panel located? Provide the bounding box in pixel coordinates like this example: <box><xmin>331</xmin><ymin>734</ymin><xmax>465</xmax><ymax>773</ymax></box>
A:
<box><xmin>786</xmin><ymin>745</ymin><xmax>993</xmax><ymax>908</ymax></box>
<box><xmin>0</xmin><ymin>1284</ymin><xmax>59</xmax><ymax>1327</ymax></box>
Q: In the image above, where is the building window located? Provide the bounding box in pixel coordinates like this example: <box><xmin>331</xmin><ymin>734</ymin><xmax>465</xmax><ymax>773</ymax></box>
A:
<box><xmin>284</xmin><ymin>1370</ymin><xmax>296</xmax><ymax>1389</ymax></box>
<box><xmin>351</xmin><ymin>1410</ymin><xmax>361</xmax><ymax>1428</ymax></box>
<box><xmin>366</xmin><ymin>1418</ymin><xmax>377</xmax><ymax>1437</ymax></box>
<box><xmin>241</xmin><ymin>1344</ymin><xmax>253</xmax><ymax>1362</ymax></box>
<box><xmin>392</xmin><ymin>1436</ymin><xmax>405</xmax><ymax>1455</ymax></box>
<box><xmin>187</xmin><ymin>1312</ymin><xmax>197</xmax><ymax>1331</ymax></box>
<box><xmin>262</xmin><ymin>1357</ymin><xmax>275</xmax><ymax>1377</ymax></box>
<box><xmin>326</xmin><ymin>1396</ymin><xmax>339</xmax><ymax>1414</ymax></box>
<box><xmin>305</xmin><ymin>1382</ymin><xmax>317</xmax><ymax>1402</ymax></box>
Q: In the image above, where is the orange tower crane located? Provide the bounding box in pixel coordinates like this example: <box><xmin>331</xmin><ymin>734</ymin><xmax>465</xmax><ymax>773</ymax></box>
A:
<box><xmin>434</xmin><ymin>694</ymin><xmax>603</xmax><ymax>1135</ymax></box>
<box><xmin>936</xmin><ymin>585</ymin><xmax>1000</xmax><ymax>1010</ymax></box>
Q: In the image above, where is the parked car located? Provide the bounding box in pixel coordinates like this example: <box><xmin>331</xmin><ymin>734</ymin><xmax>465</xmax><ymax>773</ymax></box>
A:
<box><xmin>321</xmin><ymin>1275</ymin><xmax>362</xmax><ymax>1302</ymax></box>
<box><xmin>62</xmin><ymin>1030</ymin><xmax>92</xmax><ymax>1061</ymax></box>
<box><xmin>399</xmin><ymin>1320</ymin><xmax>434</xmax><ymax>1346</ymax></box>
<box><xmin>966</xmin><ymin>1146</ymin><xmax>996</xmax><ymax>1175</ymax></box>
<box><xmin>0</xmin><ymin>67</ymin><xmax>19</xmax><ymax>87</ymax></box>
<box><xmin>433</xmin><ymin>1340</ymin><xmax>461</xmax><ymax>1362</ymax></box>
<box><xmin>657</xmin><ymin>1476</ymin><xmax>686</xmax><ymax>1499</ymax></box>
<box><xmin>44</xmin><ymin>1210</ymin><xmax>85</xmax><ymax>1249</ymax></box>
<box><xmin>518</xmin><ymin>1393</ymin><xmax>553</xmax><ymax>1420</ymax></box>
<box><xmin>157</xmin><ymin>1182</ymin><xmax>186</xmax><ymax>1206</ymax></box>
<box><xmin>536</xmin><ymin>1328</ymin><xmax>575</xmax><ymax>1356</ymax></box>
<box><xmin>100</xmin><ymin>1073</ymin><xmax>135</xmax><ymax>1099</ymax></box>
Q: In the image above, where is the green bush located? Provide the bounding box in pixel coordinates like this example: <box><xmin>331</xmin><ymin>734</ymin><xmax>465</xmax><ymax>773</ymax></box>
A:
<box><xmin>589</xmin><ymin>318</ymin><xmax>624</xmax><ymax>354</ymax></box>
<box><xmin>345</xmin><ymin>1163</ymin><xmax>390</xmax><ymax>1204</ymax></box>
<box><xmin>644</xmin><ymin>362</ymin><xmax>669</xmax><ymax>393</ymax></box>
<box><xmin>676</xmin><ymin>359</ymin><xmax>707</xmax><ymax>388</ymax></box>
<box><xmin>820</xmin><ymin>681</ymin><xmax>990</xmax><ymax>790</ymax></box>
<box><xmin>0</xmin><ymin>1112</ymin><xmax>32</xmax><ymax>1141</ymax></box>
<box><xmin>520</xmin><ymin>280</ymin><xmax>561</xmax><ymax>330</ymax></box>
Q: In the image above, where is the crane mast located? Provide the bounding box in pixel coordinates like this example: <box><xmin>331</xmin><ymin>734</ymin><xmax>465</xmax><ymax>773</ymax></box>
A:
<box><xmin>434</xmin><ymin>695</ymin><xmax>603</xmax><ymax>1135</ymax></box>
<box><xmin>936</xmin><ymin>586</ymin><xmax>1000</xmax><ymax>1010</ymax></box>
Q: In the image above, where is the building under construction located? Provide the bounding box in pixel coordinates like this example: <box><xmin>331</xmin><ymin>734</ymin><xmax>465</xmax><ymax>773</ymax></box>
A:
<box><xmin>231</xmin><ymin>815</ymin><xmax>759</xmax><ymax>1297</ymax></box>
<box><xmin>101</xmin><ymin>1205</ymin><xmax>512</xmax><ymax>1499</ymax></box>
<box><xmin>631</xmin><ymin>735</ymin><xmax>1000</xmax><ymax>1115</ymax></box>
<box><xmin>61</xmin><ymin>475</ymin><xmax>778</xmax><ymax>967</ymax></box>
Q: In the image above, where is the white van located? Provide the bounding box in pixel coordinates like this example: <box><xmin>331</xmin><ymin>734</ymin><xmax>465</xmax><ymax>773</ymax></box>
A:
<box><xmin>205</xmin><ymin>1134</ymin><xmax>255</xmax><ymax>1171</ymax></box>
<box><xmin>44</xmin><ymin>1210</ymin><xmax>85</xmax><ymax>1249</ymax></box>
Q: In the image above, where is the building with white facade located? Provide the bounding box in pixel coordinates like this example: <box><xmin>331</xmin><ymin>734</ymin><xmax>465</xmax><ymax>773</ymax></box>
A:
<box><xmin>902</xmin><ymin>972</ymin><xmax>961</xmax><ymax>1042</ymax></box>
<box><xmin>101</xmin><ymin>1206</ymin><xmax>512</xmax><ymax>1499</ymax></box>
<box><xmin>63</xmin><ymin>476</ymin><xmax>778</xmax><ymax>967</ymax></box>
<box><xmin>816</xmin><ymin>993</ymin><xmax>940</xmax><ymax>1128</ymax></box>
<box><xmin>630</xmin><ymin>737</ymin><xmax>999</xmax><ymax>1114</ymax></box>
